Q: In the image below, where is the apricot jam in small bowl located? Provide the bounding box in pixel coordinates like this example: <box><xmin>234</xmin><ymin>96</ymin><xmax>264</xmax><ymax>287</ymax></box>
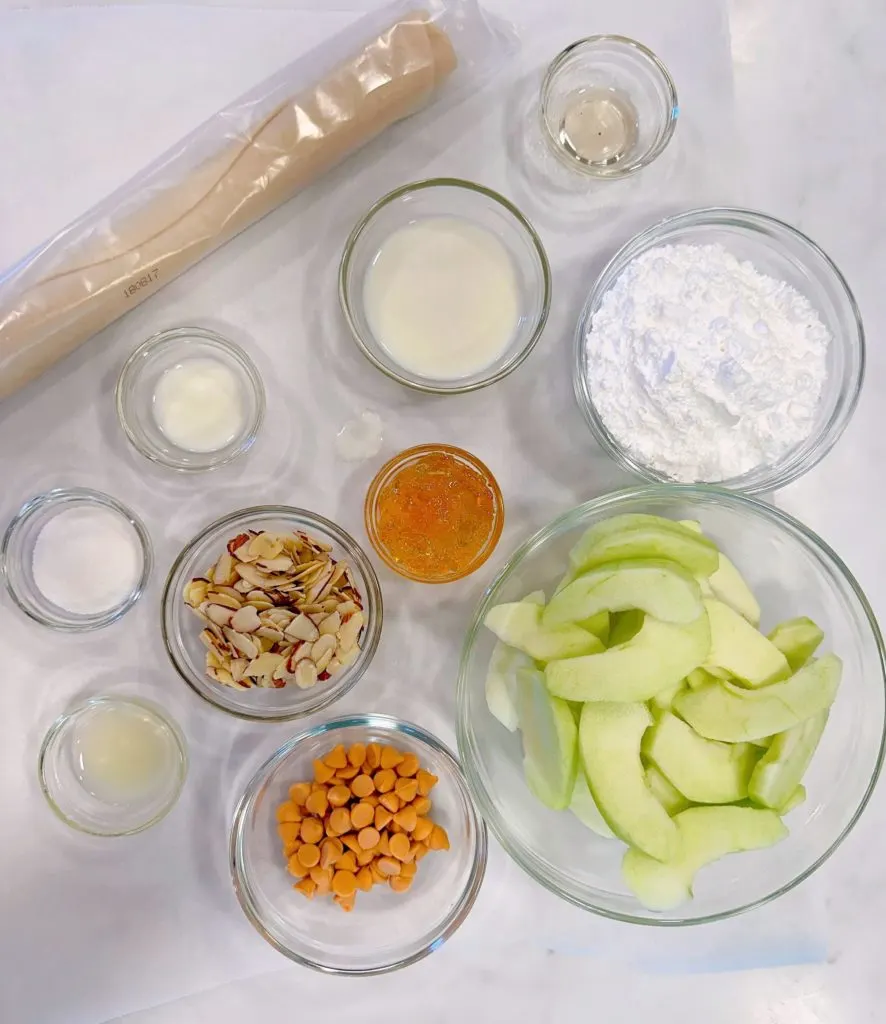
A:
<box><xmin>364</xmin><ymin>444</ymin><xmax>504</xmax><ymax>584</ymax></box>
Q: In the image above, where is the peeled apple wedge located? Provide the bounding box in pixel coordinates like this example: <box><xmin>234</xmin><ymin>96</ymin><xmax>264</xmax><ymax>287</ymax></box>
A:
<box><xmin>515</xmin><ymin>668</ymin><xmax>577</xmax><ymax>810</ymax></box>
<box><xmin>704</xmin><ymin>599</ymin><xmax>790</xmax><ymax>686</ymax></box>
<box><xmin>645</xmin><ymin>764</ymin><xmax>691</xmax><ymax>816</ymax></box>
<box><xmin>642</xmin><ymin>712</ymin><xmax>758</xmax><ymax>803</ymax></box>
<box><xmin>607</xmin><ymin>609</ymin><xmax>645</xmax><ymax>647</ymax></box>
<box><xmin>650</xmin><ymin>681</ymin><xmax>686</xmax><ymax>713</ymax></box>
<box><xmin>484</xmin><ymin>601</ymin><xmax>603</xmax><ymax>663</ymax></box>
<box><xmin>673</xmin><ymin>654</ymin><xmax>841</xmax><ymax>742</ymax></box>
<box><xmin>686</xmin><ymin>666</ymin><xmax>720</xmax><ymax>690</ymax></box>
<box><xmin>569</xmin><ymin>770</ymin><xmax>615</xmax><ymax>838</ymax></box>
<box><xmin>748</xmin><ymin>710</ymin><xmax>828</xmax><ymax>810</ymax></box>
<box><xmin>546</xmin><ymin>613</ymin><xmax>710</xmax><ymax>703</ymax></box>
<box><xmin>768</xmin><ymin>617</ymin><xmax>825</xmax><ymax>671</ymax></box>
<box><xmin>781</xmin><ymin>784</ymin><xmax>807</xmax><ymax>813</ymax></box>
<box><xmin>577</xmin><ymin>610</ymin><xmax>610</xmax><ymax>644</ymax></box>
<box><xmin>679</xmin><ymin>520</ymin><xmax>761</xmax><ymax>625</ymax></box>
<box><xmin>543</xmin><ymin>560</ymin><xmax>704</xmax><ymax>628</ymax></box>
<box><xmin>622</xmin><ymin>805</ymin><xmax>788</xmax><ymax>911</ymax></box>
<box><xmin>579</xmin><ymin>702</ymin><xmax>679</xmax><ymax>862</ymax></box>
<box><xmin>485</xmin><ymin>642</ymin><xmax>533</xmax><ymax>731</ymax></box>
<box><xmin>568</xmin><ymin>514</ymin><xmax>720</xmax><ymax>578</ymax></box>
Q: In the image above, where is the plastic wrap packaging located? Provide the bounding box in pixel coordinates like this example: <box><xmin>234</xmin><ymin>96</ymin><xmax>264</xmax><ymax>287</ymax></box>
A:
<box><xmin>0</xmin><ymin>0</ymin><xmax>514</xmax><ymax>402</ymax></box>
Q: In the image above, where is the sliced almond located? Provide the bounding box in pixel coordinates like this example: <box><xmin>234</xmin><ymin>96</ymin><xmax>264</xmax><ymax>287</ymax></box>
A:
<box><xmin>208</xmin><ymin>591</ymin><xmax>242</xmax><ymax>611</ymax></box>
<box><xmin>229</xmin><ymin>658</ymin><xmax>248</xmax><ymax>683</ymax></box>
<box><xmin>314</xmin><ymin>647</ymin><xmax>334</xmax><ymax>673</ymax></box>
<box><xmin>326</xmin><ymin>657</ymin><xmax>341</xmax><ymax>676</ymax></box>
<box><xmin>256</xmin><ymin>625</ymin><xmax>285</xmax><ymax>642</ymax></box>
<box><xmin>205</xmin><ymin>604</ymin><xmax>235</xmax><ymax>627</ymax></box>
<box><xmin>337</xmin><ymin>645</ymin><xmax>360</xmax><ymax>669</ymax></box>
<box><xmin>184</xmin><ymin>579</ymin><xmax>210</xmax><ymax>607</ymax></box>
<box><xmin>233</xmin><ymin>579</ymin><xmax>254</xmax><ymax>593</ymax></box>
<box><xmin>248</xmin><ymin>532</ymin><xmax>284</xmax><ymax>561</ymax></box>
<box><xmin>230</xmin><ymin>605</ymin><xmax>262</xmax><ymax>633</ymax></box>
<box><xmin>338</xmin><ymin>611</ymin><xmax>364</xmax><ymax>652</ymax></box>
<box><xmin>224</xmin><ymin>628</ymin><xmax>260</xmax><ymax>661</ymax></box>
<box><xmin>336</xmin><ymin>600</ymin><xmax>358</xmax><ymax>617</ymax></box>
<box><xmin>213</xmin><ymin>551</ymin><xmax>238</xmax><ymax>587</ymax></box>
<box><xmin>295</xmin><ymin>660</ymin><xmax>319</xmax><ymax>689</ymax></box>
<box><xmin>244</xmin><ymin>651</ymin><xmax>285</xmax><ymax>679</ymax></box>
<box><xmin>285</xmin><ymin>614</ymin><xmax>320</xmax><ymax>642</ymax></box>
<box><xmin>258</xmin><ymin>555</ymin><xmax>294</xmax><ymax>573</ymax></box>
<box><xmin>206</xmin><ymin>649</ymin><xmax>223</xmax><ymax>670</ymax></box>
<box><xmin>318</xmin><ymin>611</ymin><xmax>341</xmax><ymax>636</ymax></box>
<box><xmin>207</xmin><ymin>665</ymin><xmax>235</xmax><ymax>686</ymax></box>
<box><xmin>310</xmin><ymin>634</ymin><xmax>337</xmax><ymax>664</ymax></box>
<box><xmin>305</xmin><ymin>562</ymin><xmax>335</xmax><ymax>603</ymax></box>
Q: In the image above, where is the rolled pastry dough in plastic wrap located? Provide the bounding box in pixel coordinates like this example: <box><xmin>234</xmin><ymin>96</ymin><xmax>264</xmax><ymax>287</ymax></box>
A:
<box><xmin>0</xmin><ymin>0</ymin><xmax>513</xmax><ymax>401</ymax></box>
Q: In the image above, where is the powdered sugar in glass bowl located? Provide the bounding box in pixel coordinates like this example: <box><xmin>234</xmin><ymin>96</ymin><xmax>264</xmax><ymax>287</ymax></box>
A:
<box><xmin>574</xmin><ymin>208</ymin><xmax>865</xmax><ymax>494</ymax></box>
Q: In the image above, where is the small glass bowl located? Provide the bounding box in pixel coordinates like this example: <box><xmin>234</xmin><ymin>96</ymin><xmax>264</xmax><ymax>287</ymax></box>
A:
<box><xmin>540</xmin><ymin>36</ymin><xmax>678</xmax><ymax>179</ymax></box>
<box><xmin>364</xmin><ymin>444</ymin><xmax>505</xmax><ymax>584</ymax></box>
<box><xmin>457</xmin><ymin>486</ymin><xmax>886</xmax><ymax>924</ymax></box>
<box><xmin>116</xmin><ymin>326</ymin><xmax>265</xmax><ymax>472</ymax></box>
<box><xmin>1</xmin><ymin>488</ymin><xmax>152</xmax><ymax>631</ymax></box>
<box><xmin>230</xmin><ymin>714</ymin><xmax>487</xmax><ymax>974</ymax></box>
<box><xmin>39</xmin><ymin>695</ymin><xmax>188</xmax><ymax>836</ymax></box>
<box><xmin>574</xmin><ymin>208</ymin><xmax>865</xmax><ymax>492</ymax></box>
<box><xmin>162</xmin><ymin>507</ymin><xmax>382</xmax><ymax>722</ymax></box>
<box><xmin>339</xmin><ymin>178</ymin><xmax>551</xmax><ymax>394</ymax></box>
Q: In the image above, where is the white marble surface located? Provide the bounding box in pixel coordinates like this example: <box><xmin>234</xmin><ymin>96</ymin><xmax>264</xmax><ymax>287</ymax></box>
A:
<box><xmin>0</xmin><ymin>0</ymin><xmax>883</xmax><ymax>1022</ymax></box>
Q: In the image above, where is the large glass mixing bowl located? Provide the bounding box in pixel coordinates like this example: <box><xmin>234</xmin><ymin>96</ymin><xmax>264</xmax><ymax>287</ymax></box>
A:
<box><xmin>456</xmin><ymin>485</ymin><xmax>885</xmax><ymax>924</ymax></box>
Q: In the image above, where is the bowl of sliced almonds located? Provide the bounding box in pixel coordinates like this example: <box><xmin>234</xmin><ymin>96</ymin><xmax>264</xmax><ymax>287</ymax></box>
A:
<box><xmin>162</xmin><ymin>507</ymin><xmax>382</xmax><ymax>721</ymax></box>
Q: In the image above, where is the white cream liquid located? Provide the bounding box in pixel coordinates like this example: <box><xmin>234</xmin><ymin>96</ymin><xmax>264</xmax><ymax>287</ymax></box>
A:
<box><xmin>71</xmin><ymin>704</ymin><xmax>174</xmax><ymax>804</ymax></box>
<box><xmin>363</xmin><ymin>217</ymin><xmax>521</xmax><ymax>380</ymax></box>
<box><xmin>153</xmin><ymin>357</ymin><xmax>245</xmax><ymax>452</ymax></box>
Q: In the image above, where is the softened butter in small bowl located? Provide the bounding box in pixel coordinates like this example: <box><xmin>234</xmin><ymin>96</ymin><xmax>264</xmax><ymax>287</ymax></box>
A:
<box><xmin>116</xmin><ymin>326</ymin><xmax>265</xmax><ymax>472</ymax></box>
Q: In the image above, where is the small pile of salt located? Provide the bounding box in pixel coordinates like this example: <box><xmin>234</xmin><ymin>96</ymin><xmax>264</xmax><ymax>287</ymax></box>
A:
<box><xmin>32</xmin><ymin>506</ymin><xmax>142</xmax><ymax>614</ymax></box>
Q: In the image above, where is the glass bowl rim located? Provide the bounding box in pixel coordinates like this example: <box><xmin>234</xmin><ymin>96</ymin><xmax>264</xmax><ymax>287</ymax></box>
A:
<box><xmin>229</xmin><ymin>711</ymin><xmax>488</xmax><ymax>975</ymax></box>
<box><xmin>573</xmin><ymin>206</ymin><xmax>866</xmax><ymax>493</ymax></box>
<box><xmin>115</xmin><ymin>325</ymin><xmax>267</xmax><ymax>473</ymax></box>
<box><xmin>456</xmin><ymin>482</ymin><xmax>886</xmax><ymax>925</ymax></box>
<box><xmin>1</xmin><ymin>486</ymin><xmax>153</xmax><ymax>632</ymax></box>
<box><xmin>37</xmin><ymin>693</ymin><xmax>188</xmax><ymax>836</ymax></box>
<box><xmin>161</xmin><ymin>505</ymin><xmax>383</xmax><ymax>722</ymax></box>
<box><xmin>338</xmin><ymin>176</ymin><xmax>553</xmax><ymax>395</ymax></box>
<box><xmin>539</xmin><ymin>34</ymin><xmax>679</xmax><ymax>180</ymax></box>
<box><xmin>363</xmin><ymin>443</ymin><xmax>505</xmax><ymax>584</ymax></box>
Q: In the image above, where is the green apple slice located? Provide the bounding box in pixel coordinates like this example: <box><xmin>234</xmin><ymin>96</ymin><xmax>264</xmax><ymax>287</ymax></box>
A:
<box><xmin>607</xmin><ymin>609</ymin><xmax>645</xmax><ymax>647</ymax></box>
<box><xmin>642</xmin><ymin>712</ymin><xmax>758</xmax><ymax>803</ymax></box>
<box><xmin>579</xmin><ymin>702</ymin><xmax>678</xmax><ymax>861</ymax></box>
<box><xmin>546</xmin><ymin>613</ymin><xmax>710</xmax><ymax>702</ymax></box>
<box><xmin>569</xmin><ymin>514</ymin><xmax>719</xmax><ymax>578</ymax></box>
<box><xmin>780</xmin><ymin>784</ymin><xmax>807</xmax><ymax>813</ymax></box>
<box><xmin>673</xmin><ymin>654</ymin><xmax>841</xmax><ymax>742</ymax></box>
<box><xmin>543</xmin><ymin>560</ymin><xmax>704</xmax><ymax>628</ymax></box>
<box><xmin>569</xmin><ymin>770</ymin><xmax>615</xmax><ymax>838</ymax></box>
<box><xmin>650</xmin><ymin>680</ymin><xmax>686</xmax><ymax>713</ymax></box>
<box><xmin>768</xmin><ymin>617</ymin><xmax>825</xmax><ymax>672</ymax></box>
<box><xmin>748</xmin><ymin>710</ymin><xmax>828</xmax><ymax>810</ymax></box>
<box><xmin>686</xmin><ymin>666</ymin><xmax>720</xmax><ymax>690</ymax></box>
<box><xmin>515</xmin><ymin>668</ymin><xmax>577</xmax><ymax>810</ymax></box>
<box><xmin>678</xmin><ymin>520</ymin><xmax>761</xmax><ymax>625</ymax></box>
<box><xmin>578</xmin><ymin>610</ymin><xmax>610</xmax><ymax>644</ymax></box>
<box><xmin>485</xmin><ymin>642</ymin><xmax>533</xmax><ymax>731</ymax></box>
<box><xmin>622</xmin><ymin>805</ymin><xmax>788</xmax><ymax>910</ymax></box>
<box><xmin>484</xmin><ymin>601</ymin><xmax>603</xmax><ymax>662</ymax></box>
<box><xmin>705</xmin><ymin>599</ymin><xmax>790</xmax><ymax>686</ymax></box>
<box><xmin>645</xmin><ymin>764</ymin><xmax>691</xmax><ymax>816</ymax></box>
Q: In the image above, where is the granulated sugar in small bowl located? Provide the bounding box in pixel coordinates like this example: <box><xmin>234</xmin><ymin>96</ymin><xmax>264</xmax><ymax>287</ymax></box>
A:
<box><xmin>2</xmin><ymin>488</ymin><xmax>152</xmax><ymax>631</ymax></box>
<box><xmin>574</xmin><ymin>208</ymin><xmax>864</xmax><ymax>494</ymax></box>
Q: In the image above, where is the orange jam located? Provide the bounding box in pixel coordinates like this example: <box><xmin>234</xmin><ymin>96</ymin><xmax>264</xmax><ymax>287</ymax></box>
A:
<box><xmin>365</xmin><ymin>444</ymin><xmax>503</xmax><ymax>583</ymax></box>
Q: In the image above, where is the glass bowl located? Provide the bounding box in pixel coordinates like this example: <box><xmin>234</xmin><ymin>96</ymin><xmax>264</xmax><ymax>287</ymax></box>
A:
<box><xmin>364</xmin><ymin>444</ymin><xmax>505</xmax><ymax>584</ymax></box>
<box><xmin>456</xmin><ymin>485</ymin><xmax>885</xmax><ymax>925</ymax></box>
<box><xmin>574</xmin><ymin>208</ymin><xmax>865</xmax><ymax>492</ymax></box>
<box><xmin>339</xmin><ymin>178</ymin><xmax>551</xmax><ymax>394</ymax></box>
<box><xmin>39</xmin><ymin>695</ymin><xmax>187</xmax><ymax>836</ymax></box>
<box><xmin>540</xmin><ymin>36</ymin><xmax>678</xmax><ymax>179</ymax></box>
<box><xmin>162</xmin><ymin>507</ymin><xmax>382</xmax><ymax>722</ymax></box>
<box><xmin>1</xmin><ymin>487</ymin><xmax>152</xmax><ymax>631</ymax></box>
<box><xmin>230</xmin><ymin>713</ymin><xmax>487</xmax><ymax>974</ymax></box>
<box><xmin>116</xmin><ymin>326</ymin><xmax>265</xmax><ymax>472</ymax></box>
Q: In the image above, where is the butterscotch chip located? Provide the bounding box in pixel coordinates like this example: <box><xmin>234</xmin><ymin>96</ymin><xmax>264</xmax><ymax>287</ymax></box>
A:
<box><xmin>394</xmin><ymin>778</ymin><xmax>418</xmax><ymax>803</ymax></box>
<box><xmin>357</xmin><ymin>826</ymin><xmax>380</xmax><ymax>850</ymax></box>
<box><xmin>355</xmin><ymin>867</ymin><xmax>374</xmax><ymax>891</ymax></box>
<box><xmin>289</xmin><ymin>782</ymin><xmax>311</xmax><ymax>806</ymax></box>
<box><xmin>276</xmin><ymin>801</ymin><xmax>302</xmax><ymax>823</ymax></box>
<box><xmin>412</xmin><ymin>796</ymin><xmax>432</xmax><ymax>817</ymax></box>
<box><xmin>310</xmin><ymin>866</ymin><xmax>333</xmax><ymax>894</ymax></box>
<box><xmin>412</xmin><ymin>817</ymin><xmax>433</xmax><ymax>842</ymax></box>
<box><xmin>297</xmin><ymin>843</ymin><xmax>321</xmax><ymax>868</ymax></box>
<box><xmin>341</xmin><ymin>832</ymin><xmax>361</xmax><ymax>854</ymax></box>
<box><xmin>412</xmin><ymin>842</ymin><xmax>429</xmax><ymax>861</ymax></box>
<box><xmin>350</xmin><ymin>802</ymin><xmax>374</xmax><ymax>830</ymax></box>
<box><xmin>370</xmin><ymin>862</ymin><xmax>386</xmax><ymax>885</ymax></box>
<box><xmin>287</xmin><ymin>854</ymin><xmax>308</xmax><ymax>878</ymax></box>
<box><xmin>374</xmin><ymin>806</ymin><xmax>393</xmax><ymax>831</ymax></box>
<box><xmin>277</xmin><ymin>822</ymin><xmax>301</xmax><ymax>844</ymax></box>
<box><xmin>305</xmin><ymin>789</ymin><xmax>329</xmax><ymax>817</ymax></box>
<box><xmin>347</xmin><ymin>743</ymin><xmax>366</xmax><ymax>768</ymax></box>
<box><xmin>396</xmin><ymin>753</ymin><xmax>420</xmax><ymax>778</ymax></box>
<box><xmin>327</xmin><ymin>808</ymin><xmax>352</xmax><ymax>836</ymax></box>
<box><xmin>335</xmin><ymin>892</ymin><xmax>356</xmax><ymax>912</ymax></box>
<box><xmin>365</xmin><ymin>743</ymin><xmax>382</xmax><ymax>770</ymax></box>
<box><xmin>327</xmin><ymin>785</ymin><xmax>351</xmax><ymax>807</ymax></box>
<box><xmin>337</xmin><ymin>850</ymin><xmax>358</xmax><ymax>873</ymax></box>
<box><xmin>294</xmin><ymin>877</ymin><xmax>317</xmax><ymax>899</ymax></box>
<box><xmin>324</xmin><ymin>744</ymin><xmax>348</xmax><ymax>769</ymax></box>
<box><xmin>350</xmin><ymin>774</ymin><xmax>375</xmax><ymax>799</ymax></box>
<box><xmin>416</xmin><ymin>770</ymin><xmax>438</xmax><ymax>796</ymax></box>
<box><xmin>376</xmin><ymin>831</ymin><xmax>391</xmax><ymax>857</ymax></box>
<box><xmin>389</xmin><ymin>875</ymin><xmax>412</xmax><ymax>893</ymax></box>
<box><xmin>400</xmin><ymin>859</ymin><xmax>417</xmax><ymax>879</ymax></box>
<box><xmin>428</xmin><ymin>824</ymin><xmax>450</xmax><ymax>851</ymax></box>
<box><xmin>394</xmin><ymin>806</ymin><xmax>417</xmax><ymax>832</ymax></box>
<box><xmin>313</xmin><ymin>760</ymin><xmax>335</xmax><ymax>785</ymax></box>
<box><xmin>380</xmin><ymin>746</ymin><xmax>404</xmax><ymax>770</ymax></box>
<box><xmin>376</xmin><ymin>856</ymin><xmax>401</xmax><ymax>877</ymax></box>
<box><xmin>335</xmin><ymin>765</ymin><xmax>360</xmax><ymax>780</ymax></box>
<box><xmin>320</xmin><ymin>838</ymin><xmax>343</xmax><ymax>869</ymax></box>
<box><xmin>355</xmin><ymin>847</ymin><xmax>375</xmax><ymax>867</ymax></box>
<box><xmin>300</xmin><ymin>817</ymin><xmax>324</xmax><ymax>844</ymax></box>
<box><xmin>332</xmin><ymin>870</ymin><xmax>357</xmax><ymax>898</ymax></box>
<box><xmin>378</xmin><ymin>792</ymin><xmax>400</xmax><ymax>814</ymax></box>
<box><xmin>373</xmin><ymin>766</ymin><xmax>395</xmax><ymax>792</ymax></box>
<box><xmin>389</xmin><ymin>833</ymin><xmax>411</xmax><ymax>862</ymax></box>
